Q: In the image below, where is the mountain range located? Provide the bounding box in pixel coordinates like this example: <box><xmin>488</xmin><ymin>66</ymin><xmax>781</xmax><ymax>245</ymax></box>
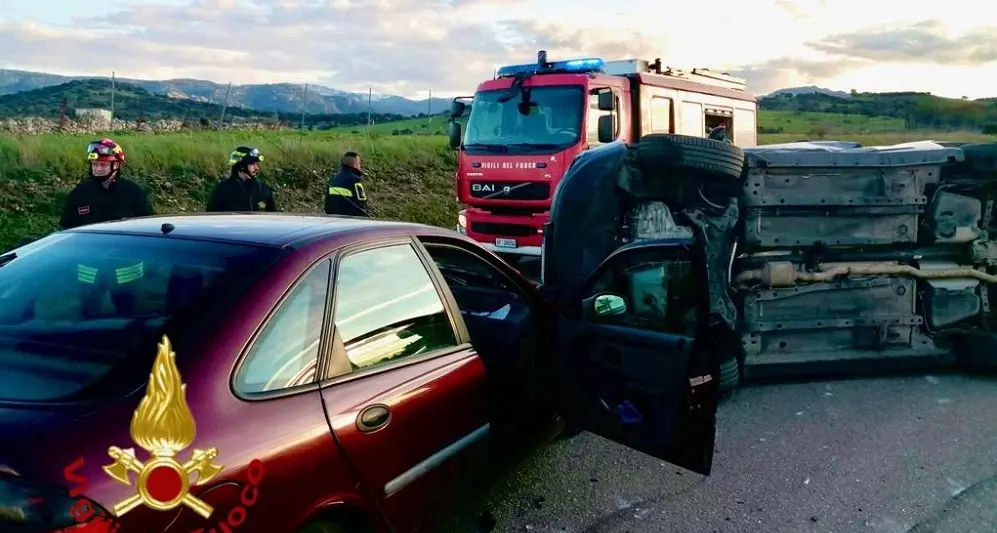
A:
<box><xmin>0</xmin><ymin>69</ymin><xmax>891</xmax><ymax>118</ymax></box>
<box><xmin>0</xmin><ymin>69</ymin><xmax>450</xmax><ymax>117</ymax></box>
<box><xmin>0</xmin><ymin>68</ymin><xmax>994</xmax><ymax>133</ymax></box>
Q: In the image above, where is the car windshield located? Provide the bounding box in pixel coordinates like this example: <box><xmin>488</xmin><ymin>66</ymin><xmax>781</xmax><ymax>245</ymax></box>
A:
<box><xmin>462</xmin><ymin>86</ymin><xmax>583</xmax><ymax>154</ymax></box>
<box><xmin>0</xmin><ymin>232</ymin><xmax>281</xmax><ymax>403</ymax></box>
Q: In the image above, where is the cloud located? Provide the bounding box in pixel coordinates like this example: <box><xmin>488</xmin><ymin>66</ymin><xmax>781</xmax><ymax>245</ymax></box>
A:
<box><xmin>496</xmin><ymin>20</ymin><xmax>668</xmax><ymax>63</ymax></box>
<box><xmin>0</xmin><ymin>0</ymin><xmax>995</xmax><ymax>98</ymax></box>
<box><xmin>772</xmin><ymin>0</ymin><xmax>827</xmax><ymax>19</ymax></box>
<box><xmin>0</xmin><ymin>0</ymin><xmax>523</xmax><ymax>95</ymax></box>
<box><xmin>729</xmin><ymin>58</ymin><xmax>869</xmax><ymax>95</ymax></box>
<box><xmin>807</xmin><ymin>21</ymin><xmax>997</xmax><ymax>65</ymax></box>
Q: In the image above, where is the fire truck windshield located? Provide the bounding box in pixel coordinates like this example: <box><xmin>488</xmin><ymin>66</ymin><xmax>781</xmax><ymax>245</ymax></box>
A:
<box><xmin>462</xmin><ymin>86</ymin><xmax>583</xmax><ymax>155</ymax></box>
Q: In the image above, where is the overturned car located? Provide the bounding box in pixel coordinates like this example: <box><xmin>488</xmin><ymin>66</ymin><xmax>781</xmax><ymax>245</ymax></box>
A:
<box><xmin>542</xmin><ymin>135</ymin><xmax>997</xmax><ymax>391</ymax></box>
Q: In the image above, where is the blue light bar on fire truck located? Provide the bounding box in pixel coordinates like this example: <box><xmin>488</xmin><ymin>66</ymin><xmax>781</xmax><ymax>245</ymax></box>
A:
<box><xmin>495</xmin><ymin>57</ymin><xmax>606</xmax><ymax>78</ymax></box>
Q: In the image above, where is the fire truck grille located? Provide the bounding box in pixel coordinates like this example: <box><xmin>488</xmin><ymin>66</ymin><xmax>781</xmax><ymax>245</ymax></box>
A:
<box><xmin>469</xmin><ymin>181</ymin><xmax>550</xmax><ymax>201</ymax></box>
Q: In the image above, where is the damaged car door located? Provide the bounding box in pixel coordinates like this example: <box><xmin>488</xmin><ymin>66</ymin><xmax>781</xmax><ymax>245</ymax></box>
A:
<box><xmin>550</xmin><ymin>239</ymin><xmax>723</xmax><ymax>475</ymax></box>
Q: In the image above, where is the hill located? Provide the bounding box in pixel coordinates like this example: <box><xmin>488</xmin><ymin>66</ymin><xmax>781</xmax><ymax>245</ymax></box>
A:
<box><xmin>3</xmin><ymin>67</ymin><xmax>995</xmax><ymax>129</ymax></box>
<box><xmin>760</xmin><ymin>91</ymin><xmax>997</xmax><ymax>131</ymax></box>
<box><xmin>334</xmin><ymin>114</ymin><xmax>452</xmax><ymax>135</ymax></box>
<box><xmin>0</xmin><ymin>80</ymin><xmax>415</xmax><ymax>128</ymax></box>
<box><xmin>4</xmin><ymin>77</ymin><xmax>997</xmax><ymax>137</ymax></box>
<box><xmin>764</xmin><ymin>86</ymin><xmax>851</xmax><ymax>99</ymax></box>
<box><xmin>0</xmin><ymin>69</ymin><xmax>450</xmax><ymax>117</ymax></box>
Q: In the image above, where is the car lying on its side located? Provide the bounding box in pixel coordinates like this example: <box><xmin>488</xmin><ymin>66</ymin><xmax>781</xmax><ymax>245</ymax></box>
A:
<box><xmin>0</xmin><ymin>213</ymin><xmax>728</xmax><ymax>533</ymax></box>
<box><xmin>543</xmin><ymin>135</ymin><xmax>997</xmax><ymax>390</ymax></box>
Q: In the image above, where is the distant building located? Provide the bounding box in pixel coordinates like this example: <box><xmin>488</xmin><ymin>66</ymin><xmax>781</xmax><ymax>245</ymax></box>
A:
<box><xmin>75</xmin><ymin>108</ymin><xmax>113</xmax><ymax>121</ymax></box>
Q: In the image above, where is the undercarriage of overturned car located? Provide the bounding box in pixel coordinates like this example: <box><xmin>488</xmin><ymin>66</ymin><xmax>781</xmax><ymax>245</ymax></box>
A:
<box><xmin>542</xmin><ymin>135</ymin><xmax>997</xmax><ymax>391</ymax></box>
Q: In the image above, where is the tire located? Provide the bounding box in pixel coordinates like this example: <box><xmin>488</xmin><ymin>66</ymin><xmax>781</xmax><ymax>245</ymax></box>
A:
<box><xmin>298</xmin><ymin>522</ymin><xmax>348</xmax><ymax>533</ymax></box>
<box><xmin>960</xmin><ymin>143</ymin><xmax>997</xmax><ymax>174</ymax></box>
<box><xmin>636</xmin><ymin>134</ymin><xmax>746</xmax><ymax>181</ymax></box>
<box><xmin>558</xmin><ymin>425</ymin><xmax>584</xmax><ymax>440</ymax></box>
<box><xmin>951</xmin><ymin>331</ymin><xmax>997</xmax><ymax>373</ymax></box>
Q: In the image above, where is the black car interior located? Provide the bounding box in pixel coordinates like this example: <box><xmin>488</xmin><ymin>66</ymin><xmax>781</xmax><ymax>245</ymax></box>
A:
<box><xmin>420</xmin><ymin>242</ymin><xmax>548</xmax><ymax>437</ymax></box>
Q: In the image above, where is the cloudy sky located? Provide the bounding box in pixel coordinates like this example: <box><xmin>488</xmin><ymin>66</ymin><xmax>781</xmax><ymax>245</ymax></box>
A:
<box><xmin>3</xmin><ymin>0</ymin><xmax>995</xmax><ymax>99</ymax></box>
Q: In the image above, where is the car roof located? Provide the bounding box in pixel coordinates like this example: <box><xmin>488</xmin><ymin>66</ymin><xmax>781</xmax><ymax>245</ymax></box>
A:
<box><xmin>67</xmin><ymin>213</ymin><xmax>439</xmax><ymax>247</ymax></box>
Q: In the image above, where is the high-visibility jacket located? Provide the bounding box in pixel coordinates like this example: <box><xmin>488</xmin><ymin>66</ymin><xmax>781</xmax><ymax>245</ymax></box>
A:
<box><xmin>324</xmin><ymin>165</ymin><xmax>368</xmax><ymax>217</ymax></box>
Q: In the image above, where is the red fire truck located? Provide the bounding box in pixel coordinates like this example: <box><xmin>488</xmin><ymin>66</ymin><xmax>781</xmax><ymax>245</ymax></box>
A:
<box><xmin>448</xmin><ymin>51</ymin><xmax>759</xmax><ymax>261</ymax></box>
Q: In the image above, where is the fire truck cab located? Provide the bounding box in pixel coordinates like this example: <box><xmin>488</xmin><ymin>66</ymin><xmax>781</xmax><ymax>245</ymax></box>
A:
<box><xmin>448</xmin><ymin>51</ymin><xmax>758</xmax><ymax>260</ymax></box>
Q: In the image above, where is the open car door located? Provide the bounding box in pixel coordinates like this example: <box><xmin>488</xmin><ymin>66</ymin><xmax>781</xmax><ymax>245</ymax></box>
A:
<box><xmin>549</xmin><ymin>238</ymin><xmax>724</xmax><ymax>475</ymax></box>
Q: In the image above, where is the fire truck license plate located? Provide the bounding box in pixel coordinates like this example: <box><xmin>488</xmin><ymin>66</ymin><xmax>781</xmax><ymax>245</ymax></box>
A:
<box><xmin>494</xmin><ymin>238</ymin><xmax>517</xmax><ymax>248</ymax></box>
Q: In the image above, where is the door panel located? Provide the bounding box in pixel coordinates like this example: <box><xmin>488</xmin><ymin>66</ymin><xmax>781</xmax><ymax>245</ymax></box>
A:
<box><xmin>557</xmin><ymin>320</ymin><xmax>716</xmax><ymax>474</ymax></box>
<box><xmin>321</xmin><ymin>349</ymin><xmax>490</xmax><ymax>530</ymax></box>
<box><xmin>553</xmin><ymin>241</ymin><xmax>719</xmax><ymax>475</ymax></box>
<box><xmin>318</xmin><ymin>241</ymin><xmax>491</xmax><ymax>532</ymax></box>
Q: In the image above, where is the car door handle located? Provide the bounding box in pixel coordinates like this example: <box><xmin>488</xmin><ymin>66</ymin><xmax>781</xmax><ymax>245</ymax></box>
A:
<box><xmin>356</xmin><ymin>404</ymin><xmax>391</xmax><ymax>432</ymax></box>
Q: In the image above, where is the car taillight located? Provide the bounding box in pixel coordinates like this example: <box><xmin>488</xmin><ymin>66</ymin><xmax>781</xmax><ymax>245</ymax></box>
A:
<box><xmin>0</xmin><ymin>474</ymin><xmax>107</xmax><ymax>533</ymax></box>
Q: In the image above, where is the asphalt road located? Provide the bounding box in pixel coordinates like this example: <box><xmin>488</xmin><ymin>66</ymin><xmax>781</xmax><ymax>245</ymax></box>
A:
<box><xmin>444</xmin><ymin>373</ymin><xmax>997</xmax><ymax>533</ymax></box>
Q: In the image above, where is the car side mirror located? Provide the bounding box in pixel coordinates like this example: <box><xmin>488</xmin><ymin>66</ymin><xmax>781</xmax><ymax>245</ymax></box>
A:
<box><xmin>591</xmin><ymin>293</ymin><xmax>628</xmax><ymax>317</ymax></box>
<box><xmin>597</xmin><ymin>91</ymin><xmax>614</xmax><ymax>111</ymax></box>
<box><xmin>597</xmin><ymin>115</ymin><xmax>614</xmax><ymax>143</ymax></box>
<box><xmin>450</xmin><ymin>101</ymin><xmax>466</xmax><ymax>119</ymax></box>
<box><xmin>448</xmin><ymin>121</ymin><xmax>462</xmax><ymax>149</ymax></box>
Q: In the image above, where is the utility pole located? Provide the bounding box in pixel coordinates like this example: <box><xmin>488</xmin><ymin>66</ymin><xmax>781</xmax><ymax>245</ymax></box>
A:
<box><xmin>219</xmin><ymin>82</ymin><xmax>232</xmax><ymax>127</ymax></box>
<box><xmin>109</xmin><ymin>71</ymin><xmax>116</xmax><ymax>123</ymax></box>
<box><xmin>366</xmin><ymin>87</ymin><xmax>373</xmax><ymax>126</ymax></box>
<box><xmin>428</xmin><ymin>89</ymin><xmax>432</xmax><ymax>116</ymax></box>
<box><xmin>59</xmin><ymin>97</ymin><xmax>69</xmax><ymax>131</ymax></box>
<box><xmin>300</xmin><ymin>83</ymin><xmax>309</xmax><ymax>129</ymax></box>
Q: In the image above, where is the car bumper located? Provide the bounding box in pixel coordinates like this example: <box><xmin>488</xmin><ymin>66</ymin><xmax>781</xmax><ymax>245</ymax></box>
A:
<box><xmin>457</xmin><ymin>208</ymin><xmax>545</xmax><ymax>257</ymax></box>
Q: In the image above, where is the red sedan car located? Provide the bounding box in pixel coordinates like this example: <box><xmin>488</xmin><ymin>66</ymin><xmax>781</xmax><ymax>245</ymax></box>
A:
<box><xmin>0</xmin><ymin>214</ymin><xmax>720</xmax><ymax>533</ymax></box>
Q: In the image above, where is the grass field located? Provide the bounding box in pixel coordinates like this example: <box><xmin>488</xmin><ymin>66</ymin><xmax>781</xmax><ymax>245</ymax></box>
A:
<box><xmin>758</xmin><ymin>111</ymin><xmax>906</xmax><ymax>134</ymax></box>
<box><xmin>0</xmin><ymin>125</ymin><xmax>993</xmax><ymax>251</ymax></box>
<box><xmin>0</xmin><ymin>131</ymin><xmax>456</xmax><ymax>250</ymax></box>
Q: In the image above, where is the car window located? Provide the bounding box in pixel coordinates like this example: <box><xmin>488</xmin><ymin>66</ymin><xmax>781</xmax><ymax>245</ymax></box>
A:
<box><xmin>334</xmin><ymin>244</ymin><xmax>458</xmax><ymax>370</ymax></box>
<box><xmin>587</xmin><ymin>246</ymin><xmax>700</xmax><ymax>336</ymax></box>
<box><xmin>235</xmin><ymin>261</ymin><xmax>331</xmax><ymax>394</ymax></box>
<box><xmin>586</xmin><ymin>88</ymin><xmax>619</xmax><ymax>145</ymax></box>
<box><xmin>422</xmin><ymin>244</ymin><xmax>521</xmax><ymax>294</ymax></box>
<box><xmin>0</xmin><ymin>232</ymin><xmax>280</xmax><ymax>402</ymax></box>
<box><xmin>463</xmin><ymin>86</ymin><xmax>584</xmax><ymax>149</ymax></box>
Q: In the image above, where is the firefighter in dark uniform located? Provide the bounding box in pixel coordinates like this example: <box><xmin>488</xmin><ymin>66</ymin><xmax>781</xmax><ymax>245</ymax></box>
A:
<box><xmin>58</xmin><ymin>139</ymin><xmax>152</xmax><ymax>316</ymax></box>
<box><xmin>206</xmin><ymin>146</ymin><xmax>277</xmax><ymax>212</ymax></box>
<box><xmin>324</xmin><ymin>151</ymin><xmax>368</xmax><ymax>217</ymax></box>
<box><xmin>59</xmin><ymin>138</ymin><xmax>154</xmax><ymax>229</ymax></box>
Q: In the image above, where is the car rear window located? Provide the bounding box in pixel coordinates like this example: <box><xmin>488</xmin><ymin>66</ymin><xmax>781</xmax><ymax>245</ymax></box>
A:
<box><xmin>0</xmin><ymin>232</ymin><xmax>280</xmax><ymax>402</ymax></box>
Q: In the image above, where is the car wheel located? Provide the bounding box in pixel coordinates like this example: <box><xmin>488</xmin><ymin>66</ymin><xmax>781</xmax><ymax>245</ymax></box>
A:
<box><xmin>636</xmin><ymin>134</ymin><xmax>746</xmax><ymax>181</ymax></box>
<box><xmin>298</xmin><ymin>522</ymin><xmax>349</xmax><ymax>533</ymax></box>
<box><xmin>951</xmin><ymin>331</ymin><xmax>997</xmax><ymax>373</ymax></box>
<box><xmin>958</xmin><ymin>143</ymin><xmax>997</xmax><ymax>174</ymax></box>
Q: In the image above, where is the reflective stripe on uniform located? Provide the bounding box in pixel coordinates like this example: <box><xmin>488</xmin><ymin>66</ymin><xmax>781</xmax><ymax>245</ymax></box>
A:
<box><xmin>77</xmin><ymin>264</ymin><xmax>98</xmax><ymax>284</ymax></box>
<box><xmin>328</xmin><ymin>186</ymin><xmax>353</xmax><ymax>197</ymax></box>
<box><xmin>76</xmin><ymin>262</ymin><xmax>145</xmax><ymax>285</ymax></box>
<box><xmin>354</xmin><ymin>183</ymin><xmax>366</xmax><ymax>201</ymax></box>
<box><xmin>115</xmin><ymin>262</ymin><xmax>144</xmax><ymax>284</ymax></box>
